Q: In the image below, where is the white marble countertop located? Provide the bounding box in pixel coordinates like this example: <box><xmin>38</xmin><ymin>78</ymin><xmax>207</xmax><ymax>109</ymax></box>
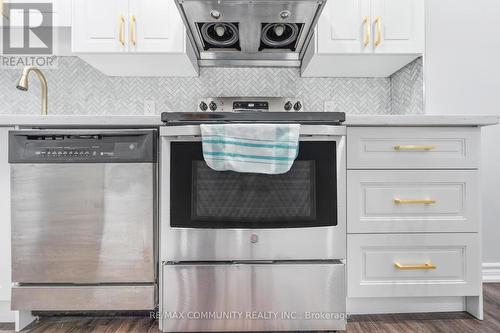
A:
<box><xmin>0</xmin><ymin>114</ymin><xmax>497</xmax><ymax>127</ymax></box>
<box><xmin>344</xmin><ymin>114</ymin><xmax>499</xmax><ymax>126</ymax></box>
<box><xmin>0</xmin><ymin>115</ymin><xmax>162</xmax><ymax>127</ymax></box>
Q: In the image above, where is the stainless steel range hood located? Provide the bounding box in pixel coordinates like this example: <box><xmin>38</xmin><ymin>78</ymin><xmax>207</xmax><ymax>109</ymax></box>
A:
<box><xmin>175</xmin><ymin>0</ymin><xmax>326</xmax><ymax>67</ymax></box>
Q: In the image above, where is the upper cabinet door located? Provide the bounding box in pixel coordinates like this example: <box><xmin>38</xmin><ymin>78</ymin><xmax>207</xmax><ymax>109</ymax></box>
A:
<box><xmin>128</xmin><ymin>0</ymin><xmax>185</xmax><ymax>53</ymax></box>
<box><xmin>370</xmin><ymin>0</ymin><xmax>425</xmax><ymax>53</ymax></box>
<box><xmin>72</xmin><ymin>0</ymin><xmax>129</xmax><ymax>53</ymax></box>
<box><xmin>316</xmin><ymin>0</ymin><xmax>371</xmax><ymax>53</ymax></box>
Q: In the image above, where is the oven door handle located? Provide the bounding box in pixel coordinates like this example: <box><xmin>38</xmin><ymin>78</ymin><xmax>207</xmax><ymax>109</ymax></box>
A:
<box><xmin>231</xmin><ymin>260</ymin><xmax>275</xmax><ymax>265</ymax></box>
<box><xmin>160</xmin><ymin>125</ymin><xmax>347</xmax><ymax>138</ymax></box>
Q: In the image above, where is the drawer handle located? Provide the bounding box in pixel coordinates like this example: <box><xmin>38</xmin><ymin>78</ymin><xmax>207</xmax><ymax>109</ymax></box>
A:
<box><xmin>374</xmin><ymin>16</ymin><xmax>382</xmax><ymax>46</ymax></box>
<box><xmin>118</xmin><ymin>15</ymin><xmax>126</xmax><ymax>46</ymax></box>
<box><xmin>394</xmin><ymin>199</ymin><xmax>436</xmax><ymax>205</ymax></box>
<box><xmin>394</xmin><ymin>145</ymin><xmax>436</xmax><ymax>151</ymax></box>
<box><xmin>130</xmin><ymin>15</ymin><xmax>137</xmax><ymax>46</ymax></box>
<box><xmin>363</xmin><ymin>16</ymin><xmax>371</xmax><ymax>47</ymax></box>
<box><xmin>395</xmin><ymin>262</ymin><xmax>437</xmax><ymax>270</ymax></box>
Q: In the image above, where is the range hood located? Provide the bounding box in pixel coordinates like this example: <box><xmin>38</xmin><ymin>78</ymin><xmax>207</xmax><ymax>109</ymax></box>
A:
<box><xmin>175</xmin><ymin>0</ymin><xmax>326</xmax><ymax>67</ymax></box>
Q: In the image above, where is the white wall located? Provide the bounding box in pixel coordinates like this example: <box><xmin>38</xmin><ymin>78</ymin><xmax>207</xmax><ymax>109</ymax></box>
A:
<box><xmin>425</xmin><ymin>0</ymin><xmax>500</xmax><ymax>263</ymax></box>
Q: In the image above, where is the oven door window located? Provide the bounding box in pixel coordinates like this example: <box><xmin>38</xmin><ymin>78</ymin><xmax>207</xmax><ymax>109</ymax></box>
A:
<box><xmin>170</xmin><ymin>141</ymin><xmax>337</xmax><ymax>229</ymax></box>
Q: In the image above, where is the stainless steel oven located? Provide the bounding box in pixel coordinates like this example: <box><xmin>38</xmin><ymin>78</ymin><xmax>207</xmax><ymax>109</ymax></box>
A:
<box><xmin>161</xmin><ymin>124</ymin><xmax>346</xmax><ymax>262</ymax></box>
<box><xmin>159</xmin><ymin>111</ymin><xmax>346</xmax><ymax>332</ymax></box>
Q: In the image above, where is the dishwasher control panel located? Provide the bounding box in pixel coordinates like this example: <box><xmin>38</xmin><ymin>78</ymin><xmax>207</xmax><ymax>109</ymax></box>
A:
<box><xmin>9</xmin><ymin>130</ymin><xmax>157</xmax><ymax>163</ymax></box>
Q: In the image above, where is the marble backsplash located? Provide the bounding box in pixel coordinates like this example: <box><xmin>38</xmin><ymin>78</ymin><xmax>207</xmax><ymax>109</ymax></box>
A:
<box><xmin>0</xmin><ymin>56</ymin><xmax>423</xmax><ymax>115</ymax></box>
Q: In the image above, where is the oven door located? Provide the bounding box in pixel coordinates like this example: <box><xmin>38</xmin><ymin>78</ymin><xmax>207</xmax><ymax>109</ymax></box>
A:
<box><xmin>160</xmin><ymin>126</ymin><xmax>346</xmax><ymax>261</ymax></box>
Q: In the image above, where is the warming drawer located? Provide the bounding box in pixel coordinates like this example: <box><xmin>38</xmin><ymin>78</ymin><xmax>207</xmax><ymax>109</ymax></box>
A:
<box><xmin>161</xmin><ymin>261</ymin><xmax>346</xmax><ymax>332</ymax></box>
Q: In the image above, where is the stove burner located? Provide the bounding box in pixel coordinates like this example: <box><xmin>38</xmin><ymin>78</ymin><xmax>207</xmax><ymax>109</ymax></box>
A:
<box><xmin>261</xmin><ymin>23</ymin><xmax>299</xmax><ymax>49</ymax></box>
<box><xmin>200</xmin><ymin>22</ymin><xmax>239</xmax><ymax>48</ymax></box>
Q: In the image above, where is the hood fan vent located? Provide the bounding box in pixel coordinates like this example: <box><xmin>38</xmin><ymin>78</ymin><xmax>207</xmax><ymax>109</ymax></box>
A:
<box><xmin>199</xmin><ymin>22</ymin><xmax>240</xmax><ymax>50</ymax></box>
<box><xmin>175</xmin><ymin>0</ymin><xmax>327</xmax><ymax>67</ymax></box>
<box><xmin>260</xmin><ymin>23</ymin><xmax>302</xmax><ymax>51</ymax></box>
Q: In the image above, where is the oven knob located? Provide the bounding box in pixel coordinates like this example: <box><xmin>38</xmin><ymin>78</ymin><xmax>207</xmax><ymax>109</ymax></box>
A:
<box><xmin>199</xmin><ymin>101</ymin><xmax>208</xmax><ymax>112</ymax></box>
<box><xmin>250</xmin><ymin>234</ymin><xmax>259</xmax><ymax>244</ymax></box>
<box><xmin>210</xmin><ymin>10</ymin><xmax>221</xmax><ymax>19</ymax></box>
<box><xmin>284</xmin><ymin>101</ymin><xmax>293</xmax><ymax>111</ymax></box>
<box><xmin>209</xmin><ymin>101</ymin><xmax>218</xmax><ymax>111</ymax></box>
<box><xmin>293</xmin><ymin>101</ymin><xmax>302</xmax><ymax>111</ymax></box>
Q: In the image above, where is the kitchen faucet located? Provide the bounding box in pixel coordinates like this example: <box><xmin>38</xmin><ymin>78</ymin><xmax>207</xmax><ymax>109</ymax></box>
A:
<box><xmin>16</xmin><ymin>66</ymin><xmax>48</xmax><ymax>115</ymax></box>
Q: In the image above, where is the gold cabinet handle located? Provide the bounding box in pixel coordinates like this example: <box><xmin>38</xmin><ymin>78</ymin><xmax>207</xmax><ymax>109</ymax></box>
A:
<box><xmin>130</xmin><ymin>15</ymin><xmax>137</xmax><ymax>46</ymax></box>
<box><xmin>395</xmin><ymin>263</ymin><xmax>437</xmax><ymax>270</ymax></box>
<box><xmin>363</xmin><ymin>16</ymin><xmax>371</xmax><ymax>47</ymax></box>
<box><xmin>394</xmin><ymin>145</ymin><xmax>436</xmax><ymax>151</ymax></box>
<box><xmin>374</xmin><ymin>16</ymin><xmax>382</xmax><ymax>46</ymax></box>
<box><xmin>119</xmin><ymin>15</ymin><xmax>126</xmax><ymax>46</ymax></box>
<box><xmin>394</xmin><ymin>199</ymin><xmax>436</xmax><ymax>205</ymax></box>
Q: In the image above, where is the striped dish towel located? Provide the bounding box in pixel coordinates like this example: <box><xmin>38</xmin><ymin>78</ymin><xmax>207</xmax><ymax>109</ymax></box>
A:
<box><xmin>200</xmin><ymin>123</ymin><xmax>300</xmax><ymax>174</ymax></box>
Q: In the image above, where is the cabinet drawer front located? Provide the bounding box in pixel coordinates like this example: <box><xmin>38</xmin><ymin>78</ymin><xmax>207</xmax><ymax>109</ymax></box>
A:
<box><xmin>347</xmin><ymin>234</ymin><xmax>480</xmax><ymax>298</ymax></box>
<box><xmin>347</xmin><ymin>170</ymin><xmax>479</xmax><ymax>233</ymax></box>
<box><xmin>347</xmin><ymin>127</ymin><xmax>480</xmax><ymax>169</ymax></box>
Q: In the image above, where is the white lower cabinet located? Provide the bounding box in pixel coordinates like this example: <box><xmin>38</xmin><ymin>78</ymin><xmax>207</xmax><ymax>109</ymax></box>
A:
<box><xmin>347</xmin><ymin>233</ymin><xmax>481</xmax><ymax>298</ymax></box>
<box><xmin>347</xmin><ymin>127</ymin><xmax>480</xmax><ymax>170</ymax></box>
<box><xmin>347</xmin><ymin>170</ymin><xmax>479</xmax><ymax>233</ymax></box>
<box><xmin>346</xmin><ymin>125</ymin><xmax>483</xmax><ymax>319</ymax></box>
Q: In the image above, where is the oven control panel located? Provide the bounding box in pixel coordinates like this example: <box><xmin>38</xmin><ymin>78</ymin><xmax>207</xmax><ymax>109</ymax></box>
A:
<box><xmin>197</xmin><ymin>97</ymin><xmax>304</xmax><ymax>112</ymax></box>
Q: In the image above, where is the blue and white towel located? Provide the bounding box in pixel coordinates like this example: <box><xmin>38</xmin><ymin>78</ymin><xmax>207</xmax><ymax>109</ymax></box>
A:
<box><xmin>200</xmin><ymin>124</ymin><xmax>300</xmax><ymax>174</ymax></box>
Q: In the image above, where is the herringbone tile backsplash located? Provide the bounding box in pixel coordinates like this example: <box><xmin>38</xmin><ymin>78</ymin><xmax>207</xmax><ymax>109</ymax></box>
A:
<box><xmin>0</xmin><ymin>56</ymin><xmax>422</xmax><ymax>115</ymax></box>
<box><xmin>391</xmin><ymin>57</ymin><xmax>423</xmax><ymax>114</ymax></box>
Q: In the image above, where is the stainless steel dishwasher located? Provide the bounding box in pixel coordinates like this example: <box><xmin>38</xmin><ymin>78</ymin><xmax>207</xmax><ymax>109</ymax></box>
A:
<box><xmin>9</xmin><ymin>129</ymin><xmax>157</xmax><ymax>312</ymax></box>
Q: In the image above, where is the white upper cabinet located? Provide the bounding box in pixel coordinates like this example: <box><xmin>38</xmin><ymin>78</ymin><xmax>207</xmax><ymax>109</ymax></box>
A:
<box><xmin>72</xmin><ymin>0</ymin><xmax>187</xmax><ymax>54</ymax></box>
<box><xmin>370</xmin><ymin>0</ymin><xmax>425</xmax><ymax>54</ymax></box>
<box><xmin>317</xmin><ymin>0</ymin><xmax>371</xmax><ymax>54</ymax></box>
<box><xmin>72</xmin><ymin>0</ymin><xmax>129</xmax><ymax>53</ymax></box>
<box><xmin>71</xmin><ymin>0</ymin><xmax>198</xmax><ymax>76</ymax></box>
<box><xmin>302</xmin><ymin>0</ymin><xmax>425</xmax><ymax>77</ymax></box>
<box><xmin>316</xmin><ymin>0</ymin><xmax>424</xmax><ymax>54</ymax></box>
<box><xmin>128</xmin><ymin>0</ymin><xmax>184</xmax><ymax>53</ymax></box>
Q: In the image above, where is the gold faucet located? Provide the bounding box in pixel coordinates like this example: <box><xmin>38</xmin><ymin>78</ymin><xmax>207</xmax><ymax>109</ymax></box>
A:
<box><xmin>16</xmin><ymin>66</ymin><xmax>48</xmax><ymax>115</ymax></box>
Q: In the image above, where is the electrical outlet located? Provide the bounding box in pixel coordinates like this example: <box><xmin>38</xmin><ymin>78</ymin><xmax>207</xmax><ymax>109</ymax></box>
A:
<box><xmin>324</xmin><ymin>101</ymin><xmax>336</xmax><ymax>112</ymax></box>
<box><xmin>144</xmin><ymin>99</ymin><xmax>156</xmax><ymax>115</ymax></box>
